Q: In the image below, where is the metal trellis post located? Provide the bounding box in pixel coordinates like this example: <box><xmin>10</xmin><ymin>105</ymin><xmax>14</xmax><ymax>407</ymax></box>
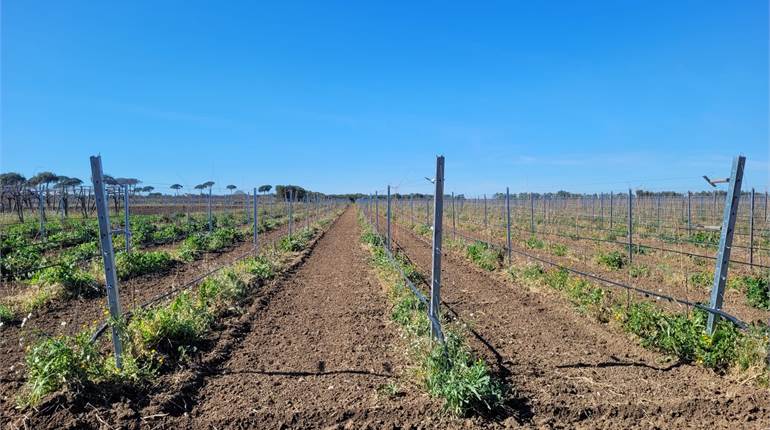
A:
<box><xmin>208</xmin><ymin>187</ymin><xmax>213</xmax><ymax>232</ymax></box>
<box><xmin>38</xmin><ymin>191</ymin><xmax>46</xmax><ymax>240</ymax></box>
<box><xmin>506</xmin><ymin>187</ymin><xmax>512</xmax><ymax>263</ymax></box>
<box><xmin>429</xmin><ymin>156</ymin><xmax>445</xmax><ymax>340</ymax></box>
<box><xmin>749</xmin><ymin>188</ymin><xmax>755</xmax><ymax>266</ymax></box>
<box><xmin>628</xmin><ymin>189</ymin><xmax>633</xmax><ymax>265</ymax></box>
<box><xmin>706</xmin><ymin>155</ymin><xmax>745</xmax><ymax>334</ymax></box>
<box><xmin>387</xmin><ymin>185</ymin><xmax>392</xmax><ymax>252</ymax></box>
<box><xmin>253</xmin><ymin>188</ymin><xmax>259</xmax><ymax>255</ymax></box>
<box><xmin>89</xmin><ymin>155</ymin><xmax>124</xmax><ymax>369</ymax></box>
<box><xmin>123</xmin><ymin>185</ymin><xmax>131</xmax><ymax>253</ymax></box>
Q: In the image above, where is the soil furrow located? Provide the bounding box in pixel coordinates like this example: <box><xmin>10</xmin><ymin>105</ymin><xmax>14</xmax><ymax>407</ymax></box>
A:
<box><xmin>386</xmin><ymin>219</ymin><xmax>770</xmax><ymax>428</ymax></box>
<box><xmin>158</xmin><ymin>207</ymin><xmax>461</xmax><ymax>429</ymax></box>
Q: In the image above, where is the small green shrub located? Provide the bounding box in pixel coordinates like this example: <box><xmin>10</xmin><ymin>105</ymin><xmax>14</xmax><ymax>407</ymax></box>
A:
<box><xmin>466</xmin><ymin>241</ymin><xmax>501</xmax><ymax>271</ymax></box>
<box><xmin>595</xmin><ymin>251</ymin><xmax>626</xmax><ymax>270</ymax></box>
<box><xmin>688</xmin><ymin>271</ymin><xmax>713</xmax><ymax>289</ymax></box>
<box><xmin>735</xmin><ymin>274</ymin><xmax>769</xmax><ymax>310</ymax></box>
<box><xmin>524</xmin><ymin>236</ymin><xmax>544</xmax><ymax>249</ymax></box>
<box><xmin>22</xmin><ymin>332</ymin><xmax>104</xmax><ymax>406</ymax></box>
<box><xmin>629</xmin><ymin>264</ymin><xmax>650</xmax><ymax>278</ymax></box>
<box><xmin>33</xmin><ymin>264</ymin><xmax>96</xmax><ymax>297</ymax></box>
<box><xmin>115</xmin><ymin>251</ymin><xmax>174</xmax><ymax>281</ymax></box>
<box><xmin>422</xmin><ymin>332</ymin><xmax>503</xmax><ymax>416</ymax></box>
<box><xmin>129</xmin><ymin>292</ymin><xmax>212</xmax><ymax>356</ymax></box>
<box><xmin>243</xmin><ymin>256</ymin><xmax>276</xmax><ymax>281</ymax></box>
<box><xmin>549</xmin><ymin>243</ymin><xmax>567</xmax><ymax>256</ymax></box>
<box><xmin>0</xmin><ymin>304</ymin><xmax>14</xmax><ymax>322</ymax></box>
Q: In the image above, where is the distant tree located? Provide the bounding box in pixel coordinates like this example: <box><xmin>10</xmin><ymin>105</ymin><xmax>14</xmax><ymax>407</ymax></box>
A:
<box><xmin>258</xmin><ymin>184</ymin><xmax>272</xmax><ymax>194</ymax></box>
<box><xmin>1</xmin><ymin>172</ymin><xmax>27</xmax><ymax>221</ymax></box>
<box><xmin>170</xmin><ymin>184</ymin><xmax>183</xmax><ymax>196</ymax></box>
<box><xmin>28</xmin><ymin>171</ymin><xmax>58</xmax><ymax>217</ymax></box>
<box><xmin>194</xmin><ymin>184</ymin><xmax>205</xmax><ymax>195</ymax></box>
<box><xmin>226</xmin><ymin>184</ymin><xmax>237</xmax><ymax>193</ymax></box>
<box><xmin>142</xmin><ymin>186</ymin><xmax>155</xmax><ymax>195</ymax></box>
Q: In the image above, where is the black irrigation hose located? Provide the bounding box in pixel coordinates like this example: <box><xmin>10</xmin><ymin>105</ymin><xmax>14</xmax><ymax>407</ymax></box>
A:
<box><xmin>401</xmin><ymin>210</ymin><xmax>770</xmax><ymax>270</ymax></box>
<box><xmin>444</xmin><ymin>227</ymin><xmax>750</xmax><ymax>330</ymax></box>
<box><xmin>90</xmin><ymin>209</ymin><xmax>338</xmax><ymax>342</ymax></box>
<box><xmin>362</xmin><ymin>210</ymin><xmax>445</xmax><ymax>343</ymax></box>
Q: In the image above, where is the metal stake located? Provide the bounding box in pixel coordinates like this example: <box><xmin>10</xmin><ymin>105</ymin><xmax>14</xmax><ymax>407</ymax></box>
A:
<box><xmin>506</xmin><ymin>187</ymin><xmax>512</xmax><ymax>263</ymax></box>
<box><xmin>707</xmin><ymin>156</ymin><xmax>745</xmax><ymax>334</ymax></box>
<box><xmin>89</xmin><ymin>155</ymin><xmax>123</xmax><ymax>369</ymax></box>
<box><xmin>429</xmin><ymin>156</ymin><xmax>445</xmax><ymax>340</ymax></box>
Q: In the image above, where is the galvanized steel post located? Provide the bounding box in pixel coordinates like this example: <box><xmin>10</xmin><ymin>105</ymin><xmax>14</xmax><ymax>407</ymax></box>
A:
<box><xmin>387</xmin><ymin>185</ymin><xmax>391</xmax><ymax>252</ymax></box>
<box><xmin>253</xmin><ymin>188</ymin><xmax>259</xmax><ymax>255</ymax></box>
<box><xmin>628</xmin><ymin>189</ymin><xmax>633</xmax><ymax>265</ymax></box>
<box><xmin>506</xmin><ymin>187</ymin><xmax>512</xmax><ymax>263</ymax></box>
<box><xmin>707</xmin><ymin>156</ymin><xmax>745</xmax><ymax>334</ymax></box>
<box><xmin>749</xmin><ymin>188</ymin><xmax>755</xmax><ymax>266</ymax></box>
<box><xmin>89</xmin><ymin>156</ymin><xmax>123</xmax><ymax>369</ymax></box>
<box><xmin>123</xmin><ymin>185</ymin><xmax>131</xmax><ymax>253</ymax></box>
<box><xmin>429</xmin><ymin>156</ymin><xmax>445</xmax><ymax>340</ymax></box>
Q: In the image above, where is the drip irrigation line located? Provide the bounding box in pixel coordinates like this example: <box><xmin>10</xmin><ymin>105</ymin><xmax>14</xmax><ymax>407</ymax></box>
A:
<box><xmin>90</xmin><ymin>210</ymin><xmax>336</xmax><ymax>343</ymax></box>
<box><xmin>430</xmin><ymin>222</ymin><xmax>750</xmax><ymax>330</ymax></box>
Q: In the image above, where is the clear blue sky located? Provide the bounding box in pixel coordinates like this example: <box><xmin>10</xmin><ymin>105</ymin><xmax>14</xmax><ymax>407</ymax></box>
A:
<box><xmin>1</xmin><ymin>1</ymin><xmax>768</xmax><ymax>196</ymax></box>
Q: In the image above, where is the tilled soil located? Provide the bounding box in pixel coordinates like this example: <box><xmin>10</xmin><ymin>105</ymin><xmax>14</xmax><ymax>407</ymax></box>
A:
<box><xmin>385</xmin><ymin>218</ymin><xmax>770</xmax><ymax>428</ymax></box>
<box><xmin>0</xmin><ymin>221</ymin><xmax>297</xmax><ymax>414</ymax></box>
<box><xmin>156</xmin><ymin>207</ymin><xmax>463</xmax><ymax>429</ymax></box>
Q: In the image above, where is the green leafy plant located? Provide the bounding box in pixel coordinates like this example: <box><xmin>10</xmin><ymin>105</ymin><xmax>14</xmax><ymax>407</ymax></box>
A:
<box><xmin>595</xmin><ymin>251</ymin><xmax>626</xmax><ymax>270</ymax></box>
<box><xmin>115</xmin><ymin>251</ymin><xmax>174</xmax><ymax>281</ymax></box>
<box><xmin>0</xmin><ymin>304</ymin><xmax>14</xmax><ymax>323</ymax></box>
<box><xmin>549</xmin><ymin>243</ymin><xmax>568</xmax><ymax>256</ymax></box>
<box><xmin>524</xmin><ymin>236</ymin><xmax>544</xmax><ymax>249</ymax></box>
<box><xmin>466</xmin><ymin>241</ymin><xmax>501</xmax><ymax>271</ymax></box>
<box><xmin>21</xmin><ymin>332</ymin><xmax>104</xmax><ymax>406</ymax></box>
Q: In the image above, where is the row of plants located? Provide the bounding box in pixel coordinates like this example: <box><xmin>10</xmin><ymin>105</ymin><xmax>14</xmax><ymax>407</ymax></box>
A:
<box><xmin>0</xmin><ymin>209</ymin><xmax>316</xmax><ymax>321</ymax></box>
<box><xmin>445</xmin><ymin>234</ymin><xmax>770</xmax><ymax>382</ymax></box>
<box><xmin>18</xmin><ymin>216</ymin><xmax>331</xmax><ymax>407</ymax></box>
<box><xmin>360</xmin><ymin>213</ymin><xmax>504</xmax><ymax>416</ymax></box>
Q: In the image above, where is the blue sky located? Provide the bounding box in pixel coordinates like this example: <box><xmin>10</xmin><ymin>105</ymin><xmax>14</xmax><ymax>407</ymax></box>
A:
<box><xmin>1</xmin><ymin>1</ymin><xmax>768</xmax><ymax>196</ymax></box>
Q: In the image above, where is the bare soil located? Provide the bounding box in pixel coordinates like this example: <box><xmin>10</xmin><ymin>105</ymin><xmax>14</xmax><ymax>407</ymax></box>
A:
<box><xmin>386</xmin><ymin>217</ymin><xmax>770</xmax><ymax>428</ymax></box>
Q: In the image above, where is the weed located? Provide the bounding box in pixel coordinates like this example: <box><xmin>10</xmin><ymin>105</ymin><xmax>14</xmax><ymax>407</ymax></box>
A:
<box><xmin>0</xmin><ymin>303</ymin><xmax>14</xmax><ymax>322</ymax></box>
<box><xmin>524</xmin><ymin>236</ymin><xmax>544</xmax><ymax>249</ymax></box>
<box><xmin>595</xmin><ymin>251</ymin><xmax>626</xmax><ymax>270</ymax></box>
<box><xmin>115</xmin><ymin>251</ymin><xmax>174</xmax><ymax>281</ymax></box>
<box><xmin>549</xmin><ymin>243</ymin><xmax>568</xmax><ymax>256</ymax></box>
<box><xmin>21</xmin><ymin>332</ymin><xmax>104</xmax><ymax>406</ymax></box>
<box><xmin>466</xmin><ymin>241</ymin><xmax>501</xmax><ymax>271</ymax></box>
<box><xmin>629</xmin><ymin>264</ymin><xmax>650</xmax><ymax>278</ymax></box>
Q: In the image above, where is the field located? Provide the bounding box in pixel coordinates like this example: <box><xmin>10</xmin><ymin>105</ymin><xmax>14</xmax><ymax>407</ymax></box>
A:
<box><xmin>0</xmin><ymin>177</ymin><xmax>769</xmax><ymax>429</ymax></box>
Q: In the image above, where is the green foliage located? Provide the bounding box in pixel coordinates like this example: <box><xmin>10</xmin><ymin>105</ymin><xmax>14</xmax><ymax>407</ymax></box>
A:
<box><xmin>358</xmin><ymin>212</ymin><xmax>504</xmax><ymax>417</ymax></box>
<box><xmin>0</xmin><ymin>304</ymin><xmax>14</xmax><ymax>322</ymax></box>
<box><xmin>206</xmin><ymin>227</ymin><xmax>242</xmax><ymax>251</ymax></box>
<box><xmin>178</xmin><ymin>234</ymin><xmax>206</xmax><ymax>262</ymax></box>
<box><xmin>595</xmin><ymin>250</ymin><xmax>626</xmax><ymax>270</ymax></box>
<box><xmin>21</xmin><ymin>332</ymin><xmax>104</xmax><ymax>406</ymax></box>
<box><xmin>129</xmin><ymin>292</ymin><xmax>212</xmax><ymax>356</ymax></box>
<box><xmin>33</xmin><ymin>264</ymin><xmax>96</xmax><ymax>297</ymax></box>
<box><xmin>549</xmin><ymin>243</ymin><xmax>568</xmax><ymax>256</ymax></box>
<box><xmin>688</xmin><ymin>271</ymin><xmax>713</xmax><ymax>289</ymax></box>
<box><xmin>361</xmin><ymin>230</ymin><xmax>383</xmax><ymax>247</ymax></box>
<box><xmin>524</xmin><ymin>236</ymin><xmax>544</xmax><ymax>249</ymax></box>
<box><xmin>1</xmin><ymin>246</ymin><xmax>43</xmax><ymax>280</ymax></box>
<box><xmin>279</xmin><ymin>227</ymin><xmax>315</xmax><ymax>252</ymax></box>
<box><xmin>465</xmin><ymin>241</ymin><xmax>501</xmax><ymax>271</ymax></box>
<box><xmin>115</xmin><ymin>251</ymin><xmax>174</xmax><ymax>281</ymax></box>
<box><xmin>620</xmin><ymin>304</ymin><xmax>739</xmax><ymax>370</ymax></box>
<box><xmin>629</xmin><ymin>264</ymin><xmax>650</xmax><ymax>278</ymax></box>
<box><xmin>690</xmin><ymin>231</ymin><xmax>720</xmax><ymax>248</ymax></box>
<box><xmin>422</xmin><ymin>332</ymin><xmax>503</xmax><ymax>416</ymax></box>
<box><xmin>414</xmin><ymin>224</ymin><xmax>431</xmax><ymax>237</ymax></box>
<box><xmin>733</xmin><ymin>274</ymin><xmax>769</xmax><ymax>310</ymax></box>
<box><xmin>243</xmin><ymin>256</ymin><xmax>276</xmax><ymax>281</ymax></box>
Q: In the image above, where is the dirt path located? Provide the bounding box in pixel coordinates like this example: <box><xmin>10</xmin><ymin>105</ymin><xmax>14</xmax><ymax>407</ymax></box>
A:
<box><xmin>386</xmin><ymin>218</ymin><xmax>770</xmax><ymax>428</ymax></box>
<box><xmin>160</xmin><ymin>207</ymin><xmax>460</xmax><ymax>429</ymax></box>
